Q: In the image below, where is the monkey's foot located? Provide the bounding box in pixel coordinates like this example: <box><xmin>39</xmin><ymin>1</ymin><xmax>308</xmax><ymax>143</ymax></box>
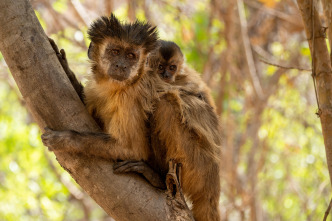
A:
<box><xmin>41</xmin><ymin>127</ymin><xmax>73</xmax><ymax>152</ymax></box>
<box><xmin>166</xmin><ymin>159</ymin><xmax>183</xmax><ymax>198</ymax></box>
<box><xmin>165</xmin><ymin>160</ymin><xmax>194</xmax><ymax>220</ymax></box>
<box><xmin>113</xmin><ymin>161</ymin><xmax>166</xmax><ymax>189</ymax></box>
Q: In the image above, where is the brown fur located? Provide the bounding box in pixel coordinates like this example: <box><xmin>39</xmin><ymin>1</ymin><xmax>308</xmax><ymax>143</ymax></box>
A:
<box><xmin>174</xmin><ymin>64</ymin><xmax>217</xmax><ymax>110</ymax></box>
<box><xmin>148</xmin><ymin>41</ymin><xmax>222</xmax><ymax>221</ymax></box>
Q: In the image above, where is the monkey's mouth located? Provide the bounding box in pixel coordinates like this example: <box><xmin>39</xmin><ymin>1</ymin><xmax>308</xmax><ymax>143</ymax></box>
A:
<box><xmin>110</xmin><ymin>74</ymin><xmax>128</xmax><ymax>82</ymax></box>
<box><xmin>161</xmin><ymin>76</ymin><xmax>172</xmax><ymax>84</ymax></box>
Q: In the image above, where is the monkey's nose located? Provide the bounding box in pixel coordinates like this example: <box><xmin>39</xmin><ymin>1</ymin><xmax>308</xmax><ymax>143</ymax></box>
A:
<box><xmin>162</xmin><ymin>71</ymin><xmax>172</xmax><ymax>79</ymax></box>
<box><xmin>116</xmin><ymin>64</ymin><xmax>127</xmax><ymax>69</ymax></box>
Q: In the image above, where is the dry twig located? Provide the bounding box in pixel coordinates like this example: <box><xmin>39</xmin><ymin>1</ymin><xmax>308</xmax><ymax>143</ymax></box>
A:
<box><xmin>323</xmin><ymin>197</ymin><xmax>332</xmax><ymax>221</ymax></box>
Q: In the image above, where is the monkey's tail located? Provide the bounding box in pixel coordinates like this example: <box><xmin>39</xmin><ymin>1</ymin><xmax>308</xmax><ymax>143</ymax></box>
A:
<box><xmin>191</xmin><ymin>195</ymin><xmax>221</xmax><ymax>221</ymax></box>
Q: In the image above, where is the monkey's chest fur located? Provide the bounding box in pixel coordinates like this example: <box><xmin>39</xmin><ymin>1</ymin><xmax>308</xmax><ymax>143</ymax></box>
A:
<box><xmin>84</xmin><ymin>79</ymin><xmax>154</xmax><ymax>160</ymax></box>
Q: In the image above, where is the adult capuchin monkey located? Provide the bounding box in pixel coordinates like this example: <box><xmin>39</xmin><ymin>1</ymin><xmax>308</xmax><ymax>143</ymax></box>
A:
<box><xmin>42</xmin><ymin>14</ymin><xmax>168</xmax><ymax>189</ymax></box>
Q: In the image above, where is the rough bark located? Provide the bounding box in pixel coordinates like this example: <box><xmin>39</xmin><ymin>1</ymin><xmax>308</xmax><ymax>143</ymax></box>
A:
<box><xmin>0</xmin><ymin>0</ymin><xmax>193</xmax><ymax>220</ymax></box>
<box><xmin>321</xmin><ymin>0</ymin><xmax>332</xmax><ymax>65</ymax></box>
<box><xmin>297</xmin><ymin>0</ymin><xmax>332</xmax><ymax>185</ymax></box>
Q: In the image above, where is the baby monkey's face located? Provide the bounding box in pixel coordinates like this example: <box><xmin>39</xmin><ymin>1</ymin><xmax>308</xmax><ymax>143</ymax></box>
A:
<box><xmin>157</xmin><ymin>56</ymin><xmax>182</xmax><ymax>83</ymax></box>
<box><xmin>155</xmin><ymin>41</ymin><xmax>183</xmax><ymax>83</ymax></box>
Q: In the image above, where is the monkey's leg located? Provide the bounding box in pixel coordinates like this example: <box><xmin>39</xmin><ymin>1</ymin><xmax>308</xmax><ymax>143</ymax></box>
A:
<box><xmin>113</xmin><ymin>161</ymin><xmax>166</xmax><ymax>189</ymax></box>
<box><xmin>165</xmin><ymin>160</ymin><xmax>194</xmax><ymax>221</ymax></box>
<box><xmin>48</xmin><ymin>38</ymin><xmax>85</xmax><ymax>103</ymax></box>
<box><xmin>41</xmin><ymin>127</ymin><xmax>119</xmax><ymax>159</ymax></box>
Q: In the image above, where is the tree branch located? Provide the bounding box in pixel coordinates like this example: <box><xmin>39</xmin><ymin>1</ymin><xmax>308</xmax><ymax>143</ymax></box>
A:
<box><xmin>0</xmin><ymin>0</ymin><xmax>183</xmax><ymax>220</ymax></box>
<box><xmin>237</xmin><ymin>0</ymin><xmax>264</xmax><ymax>100</ymax></box>
<box><xmin>297</xmin><ymin>0</ymin><xmax>332</xmax><ymax>185</ymax></box>
<box><xmin>321</xmin><ymin>0</ymin><xmax>332</xmax><ymax>66</ymax></box>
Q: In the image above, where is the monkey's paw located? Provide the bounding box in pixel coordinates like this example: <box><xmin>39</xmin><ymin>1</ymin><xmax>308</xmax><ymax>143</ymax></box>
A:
<box><xmin>165</xmin><ymin>160</ymin><xmax>194</xmax><ymax>220</ymax></box>
<box><xmin>166</xmin><ymin>159</ymin><xmax>183</xmax><ymax>197</ymax></box>
<box><xmin>113</xmin><ymin>161</ymin><xmax>166</xmax><ymax>189</ymax></box>
<box><xmin>48</xmin><ymin>38</ymin><xmax>70</xmax><ymax>71</ymax></box>
<box><xmin>41</xmin><ymin>127</ymin><xmax>72</xmax><ymax>152</ymax></box>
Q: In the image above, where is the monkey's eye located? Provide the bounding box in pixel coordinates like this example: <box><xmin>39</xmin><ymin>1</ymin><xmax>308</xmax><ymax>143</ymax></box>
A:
<box><xmin>158</xmin><ymin>65</ymin><xmax>164</xmax><ymax>70</ymax></box>
<box><xmin>111</xmin><ymin>49</ymin><xmax>120</xmax><ymax>55</ymax></box>
<box><xmin>169</xmin><ymin>65</ymin><xmax>177</xmax><ymax>71</ymax></box>
<box><xmin>127</xmin><ymin>53</ymin><xmax>136</xmax><ymax>59</ymax></box>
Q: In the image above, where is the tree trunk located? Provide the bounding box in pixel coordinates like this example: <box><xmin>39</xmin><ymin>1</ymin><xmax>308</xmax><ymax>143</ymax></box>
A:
<box><xmin>297</xmin><ymin>0</ymin><xmax>332</xmax><ymax>185</ymax></box>
<box><xmin>0</xmin><ymin>0</ymin><xmax>190</xmax><ymax>220</ymax></box>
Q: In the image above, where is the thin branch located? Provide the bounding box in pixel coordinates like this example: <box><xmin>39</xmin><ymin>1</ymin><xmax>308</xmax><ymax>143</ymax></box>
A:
<box><xmin>237</xmin><ymin>0</ymin><xmax>264</xmax><ymax>100</ymax></box>
<box><xmin>323</xmin><ymin>197</ymin><xmax>332</xmax><ymax>221</ymax></box>
<box><xmin>68</xmin><ymin>0</ymin><xmax>92</xmax><ymax>26</ymax></box>
<box><xmin>245</xmin><ymin>0</ymin><xmax>302</xmax><ymax>27</ymax></box>
<box><xmin>259</xmin><ymin>58</ymin><xmax>311</xmax><ymax>72</ymax></box>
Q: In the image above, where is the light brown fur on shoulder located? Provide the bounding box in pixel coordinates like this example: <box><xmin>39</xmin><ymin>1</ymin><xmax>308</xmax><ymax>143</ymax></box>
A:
<box><xmin>174</xmin><ymin>64</ymin><xmax>216</xmax><ymax>110</ymax></box>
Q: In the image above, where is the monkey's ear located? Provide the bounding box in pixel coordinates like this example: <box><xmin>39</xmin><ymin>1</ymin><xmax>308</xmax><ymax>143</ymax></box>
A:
<box><xmin>88</xmin><ymin>43</ymin><xmax>94</xmax><ymax>60</ymax></box>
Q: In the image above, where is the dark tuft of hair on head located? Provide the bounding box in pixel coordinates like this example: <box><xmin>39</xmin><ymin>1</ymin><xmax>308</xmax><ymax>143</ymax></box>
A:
<box><xmin>88</xmin><ymin>14</ymin><xmax>158</xmax><ymax>53</ymax></box>
<box><xmin>159</xmin><ymin>40</ymin><xmax>183</xmax><ymax>61</ymax></box>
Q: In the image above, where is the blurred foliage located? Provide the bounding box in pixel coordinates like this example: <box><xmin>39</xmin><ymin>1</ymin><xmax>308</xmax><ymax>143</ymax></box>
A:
<box><xmin>0</xmin><ymin>0</ymin><xmax>331</xmax><ymax>220</ymax></box>
<box><xmin>0</xmin><ymin>81</ymin><xmax>105</xmax><ymax>220</ymax></box>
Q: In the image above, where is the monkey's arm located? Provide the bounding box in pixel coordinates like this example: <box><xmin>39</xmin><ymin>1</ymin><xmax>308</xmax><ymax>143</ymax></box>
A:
<box><xmin>113</xmin><ymin>161</ymin><xmax>166</xmax><ymax>189</ymax></box>
<box><xmin>48</xmin><ymin>38</ymin><xmax>85</xmax><ymax>103</ymax></box>
<box><xmin>42</xmin><ymin>128</ymin><xmax>167</xmax><ymax>189</ymax></box>
<box><xmin>41</xmin><ymin>127</ymin><xmax>117</xmax><ymax>159</ymax></box>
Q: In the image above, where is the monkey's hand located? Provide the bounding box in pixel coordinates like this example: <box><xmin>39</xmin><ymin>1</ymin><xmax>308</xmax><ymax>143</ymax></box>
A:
<box><xmin>41</xmin><ymin>127</ymin><xmax>75</xmax><ymax>152</ymax></box>
<box><xmin>113</xmin><ymin>161</ymin><xmax>166</xmax><ymax>189</ymax></box>
<box><xmin>48</xmin><ymin>38</ymin><xmax>71</xmax><ymax>73</ymax></box>
<box><xmin>48</xmin><ymin>38</ymin><xmax>85</xmax><ymax>103</ymax></box>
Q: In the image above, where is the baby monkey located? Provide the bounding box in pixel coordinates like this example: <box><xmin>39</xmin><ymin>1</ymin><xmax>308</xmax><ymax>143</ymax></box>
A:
<box><xmin>146</xmin><ymin>40</ymin><xmax>222</xmax><ymax>221</ymax></box>
<box><xmin>148</xmin><ymin>40</ymin><xmax>216</xmax><ymax>109</ymax></box>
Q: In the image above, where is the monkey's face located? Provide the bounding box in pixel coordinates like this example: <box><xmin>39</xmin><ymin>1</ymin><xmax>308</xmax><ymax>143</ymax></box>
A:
<box><xmin>157</xmin><ymin>57</ymin><xmax>182</xmax><ymax>83</ymax></box>
<box><xmin>98</xmin><ymin>39</ymin><xmax>143</xmax><ymax>82</ymax></box>
<box><xmin>87</xmin><ymin>14</ymin><xmax>158</xmax><ymax>84</ymax></box>
<box><xmin>156</xmin><ymin>48</ymin><xmax>183</xmax><ymax>83</ymax></box>
<box><xmin>151</xmin><ymin>40</ymin><xmax>184</xmax><ymax>84</ymax></box>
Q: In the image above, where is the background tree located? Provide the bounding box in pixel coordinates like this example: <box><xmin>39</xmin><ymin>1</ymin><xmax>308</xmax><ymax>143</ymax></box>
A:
<box><xmin>0</xmin><ymin>0</ymin><xmax>331</xmax><ymax>220</ymax></box>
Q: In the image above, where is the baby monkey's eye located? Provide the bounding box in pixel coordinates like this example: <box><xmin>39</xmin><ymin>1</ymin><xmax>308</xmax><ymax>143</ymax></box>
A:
<box><xmin>169</xmin><ymin>65</ymin><xmax>177</xmax><ymax>71</ymax></box>
<box><xmin>112</xmin><ymin>49</ymin><xmax>120</xmax><ymax>55</ymax></box>
<box><xmin>158</xmin><ymin>64</ymin><xmax>164</xmax><ymax>70</ymax></box>
<box><xmin>127</xmin><ymin>53</ymin><xmax>135</xmax><ymax>59</ymax></box>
